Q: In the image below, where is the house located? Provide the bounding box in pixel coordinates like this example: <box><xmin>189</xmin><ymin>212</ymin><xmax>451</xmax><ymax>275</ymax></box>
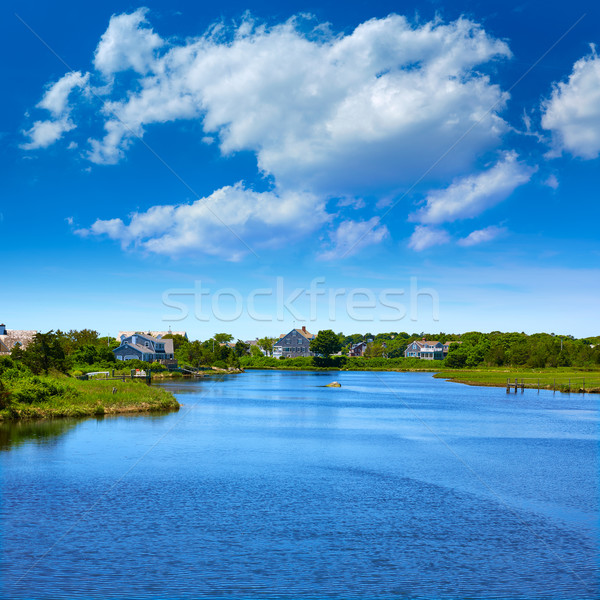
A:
<box><xmin>348</xmin><ymin>341</ymin><xmax>368</xmax><ymax>357</ymax></box>
<box><xmin>0</xmin><ymin>323</ymin><xmax>37</xmax><ymax>356</ymax></box>
<box><xmin>118</xmin><ymin>330</ymin><xmax>187</xmax><ymax>342</ymax></box>
<box><xmin>113</xmin><ymin>332</ymin><xmax>175</xmax><ymax>364</ymax></box>
<box><xmin>273</xmin><ymin>326</ymin><xmax>316</xmax><ymax>358</ymax></box>
<box><xmin>404</xmin><ymin>338</ymin><xmax>459</xmax><ymax>360</ymax></box>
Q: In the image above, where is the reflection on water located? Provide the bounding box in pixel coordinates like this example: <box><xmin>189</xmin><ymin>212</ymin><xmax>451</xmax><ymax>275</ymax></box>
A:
<box><xmin>0</xmin><ymin>370</ymin><xmax>598</xmax><ymax>599</ymax></box>
<box><xmin>0</xmin><ymin>411</ymin><xmax>177</xmax><ymax>452</ymax></box>
<box><xmin>0</xmin><ymin>418</ymin><xmax>79</xmax><ymax>451</ymax></box>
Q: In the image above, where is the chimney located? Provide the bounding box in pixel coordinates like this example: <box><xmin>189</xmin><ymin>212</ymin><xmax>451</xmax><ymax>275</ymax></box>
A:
<box><xmin>302</xmin><ymin>326</ymin><xmax>307</xmax><ymax>333</ymax></box>
<box><xmin>0</xmin><ymin>324</ymin><xmax>5</xmax><ymax>335</ymax></box>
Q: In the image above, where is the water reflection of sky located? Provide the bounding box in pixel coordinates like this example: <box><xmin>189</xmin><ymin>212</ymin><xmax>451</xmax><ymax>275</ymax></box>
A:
<box><xmin>1</xmin><ymin>371</ymin><xmax>598</xmax><ymax>599</ymax></box>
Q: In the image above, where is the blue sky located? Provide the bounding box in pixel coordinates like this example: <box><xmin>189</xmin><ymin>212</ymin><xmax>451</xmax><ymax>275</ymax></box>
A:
<box><xmin>1</xmin><ymin>0</ymin><xmax>599</xmax><ymax>340</ymax></box>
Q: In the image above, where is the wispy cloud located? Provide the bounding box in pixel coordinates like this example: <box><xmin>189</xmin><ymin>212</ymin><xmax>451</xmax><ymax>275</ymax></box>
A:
<box><xmin>21</xmin><ymin>71</ymin><xmax>88</xmax><ymax>149</ymax></box>
<box><xmin>319</xmin><ymin>218</ymin><xmax>388</xmax><ymax>260</ymax></box>
<box><xmin>408</xmin><ymin>225</ymin><xmax>450</xmax><ymax>252</ymax></box>
<box><xmin>457</xmin><ymin>225</ymin><xmax>506</xmax><ymax>247</ymax></box>
<box><xmin>76</xmin><ymin>183</ymin><xmax>328</xmax><ymax>260</ymax></box>
<box><xmin>413</xmin><ymin>151</ymin><xmax>535</xmax><ymax>225</ymax></box>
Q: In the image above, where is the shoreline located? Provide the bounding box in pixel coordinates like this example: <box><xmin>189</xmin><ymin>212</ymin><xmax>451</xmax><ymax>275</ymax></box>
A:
<box><xmin>0</xmin><ymin>378</ymin><xmax>180</xmax><ymax>421</ymax></box>
<box><xmin>4</xmin><ymin>366</ymin><xmax>598</xmax><ymax>422</ymax></box>
<box><xmin>243</xmin><ymin>365</ymin><xmax>600</xmax><ymax>393</ymax></box>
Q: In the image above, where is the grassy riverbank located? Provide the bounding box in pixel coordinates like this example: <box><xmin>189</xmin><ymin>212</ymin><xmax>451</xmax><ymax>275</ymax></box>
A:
<box><xmin>240</xmin><ymin>356</ymin><xmax>439</xmax><ymax>371</ymax></box>
<box><xmin>434</xmin><ymin>368</ymin><xmax>600</xmax><ymax>392</ymax></box>
<box><xmin>0</xmin><ymin>359</ymin><xmax>179</xmax><ymax>420</ymax></box>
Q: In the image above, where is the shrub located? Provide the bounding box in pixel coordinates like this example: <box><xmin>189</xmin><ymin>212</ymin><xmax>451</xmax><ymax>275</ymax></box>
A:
<box><xmin>10</xmin><ymin>376</ymin><xmax>76</xmax><ymax>405</ymax></box>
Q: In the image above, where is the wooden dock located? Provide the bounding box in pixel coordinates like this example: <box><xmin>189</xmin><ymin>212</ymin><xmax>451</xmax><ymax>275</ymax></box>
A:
<box><xmin>506</xmin><ymin>377</ymin><xmax>598</xmax><ymax>394</ymax></box>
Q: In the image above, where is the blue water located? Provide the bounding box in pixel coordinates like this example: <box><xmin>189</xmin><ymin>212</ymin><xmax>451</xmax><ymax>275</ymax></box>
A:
<box><xmin>1</xmin><ymin>370</ymin><xmax>598</xmax><ymax>599</ymax></box>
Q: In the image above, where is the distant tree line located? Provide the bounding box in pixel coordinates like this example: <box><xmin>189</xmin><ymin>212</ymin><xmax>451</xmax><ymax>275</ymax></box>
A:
<box><xmin>334</xmin><ymin>330</ymin><xmax>600</xmax><ymax>368</ymax></box>
<box><xmin>5</xmin><ymin>328</ymin><xmax>599</xmax><ymax>375</ymax></box>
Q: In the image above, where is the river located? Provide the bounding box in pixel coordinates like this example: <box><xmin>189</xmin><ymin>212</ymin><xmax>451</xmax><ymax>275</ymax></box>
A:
<box><xmin>1</xmin><ymin>370</ymin><xmax>598</xmax><ymax>598</ymax></box>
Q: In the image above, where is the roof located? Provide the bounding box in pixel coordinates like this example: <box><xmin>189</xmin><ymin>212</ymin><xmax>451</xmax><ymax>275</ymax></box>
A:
<box><xmin>0</xmin><ymin>330</ymin><xmax>37</xmax><ymax>352</ymax></box>
<box><xmin>411</xmin><ymin>339</ymin><xmax>442</xmax><ymax>347</ymax></box>
<box><xmin>118</xmin><ymin>330</ymin><xmax>187</xmax><ymax>340</ymax></box>
<box><xmin>115</xmin><ymin>335</ymin><xmax>174</xmax><ymax>354</ymax></box>
<box><xmin>273</xmin><ymin>328</ymin><xmax>316</xmax><ymax>346</ymax></box>
<box><xmin>295</xmin><ymin>328</ymin><xmax>315</xmax><ymax>339</ymax></box>
<box><xmin>115</xmin><ymin>342</ymin><xmax>151</xmax><ymax>354</ymax></box>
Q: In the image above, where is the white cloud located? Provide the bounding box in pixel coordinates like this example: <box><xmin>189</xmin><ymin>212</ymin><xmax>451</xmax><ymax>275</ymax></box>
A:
<box><xmin>27</xmin><ymin>10</ymin><xmax>526</xmax><ymax>260</ymax></box>
<box><xmin>543</xmin><ymin>174</ymin><xmax>559</xmax><ymax>190</ymax></box>
<box><xmin>542</xmin><ymin>46</ymin><xmax>600</xmax><ymax>159</ymax></box>
<box><xmin>37</xmin><ymin>71</ymin><xmax>89</xmax><ymax>117</ymax></box>
<box><xmin>408</xmin><ymin>225</ymin><xmax>450</xmax><ymax>251</ymax></box>
<box><xmin>82</xmin><ymin>11</ymin><xmax>511</xmax><ymax>194</ymax></box>
<box><xmin>78</xmin><ymin>183</ymin><xmax>328</xmax><ymax>260</ymax></box>
<box><xmin>414</xmin><ymin>151</ymin><xmax>535</xmax><ymax>225</ymax></box>
<box><xmin>457</xmin><ymin>225</ymin><xmax>506</xmax><ymax>246</ymax></box>
<box><xmin>22</xmin><ymin>71</ymin><xmax>88</xmax><ymax>149</ymax></box>
<box><xmin>21</xmin><ymin>118</ymin><xmax>76</xmax><ymax>149</ymax></box>
<box><xmin>319</xmin><ymin>218</ymin><xmax>389</xmax><ymax>260</ymax></box>
<box><xmin>93</xmin><ymin>8</ymin><xmax>164</xmax><ymax>77</ymax></box>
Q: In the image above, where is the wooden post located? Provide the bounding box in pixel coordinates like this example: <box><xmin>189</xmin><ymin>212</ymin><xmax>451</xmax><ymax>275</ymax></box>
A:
<box><xmin>506</xmin><ymin>378</ymin><xmax>510</xmax><ymax>393</ymax></box>
<box><xmin>538</xmin><ymin>378</ymin><xmax>540</xmax><ymax>393</ymax></box>
<box><xmin>515</xmin><ymin>378</ymin><xmax>518</xmax><ymax>394</ymax></box>
<box><xmin>553</xmin><ymin>378</ymin><xmax>555</xmax><ymax>393</ymax></box>
<box><xmin>568</xmin><ymin>379</ymin><xmax>571</xmax><ymax>393</ymax></box>
<box><xmin>521</xmin><ymin>379</ymin><xmax>524</xmax><ymax>392</ymax></box>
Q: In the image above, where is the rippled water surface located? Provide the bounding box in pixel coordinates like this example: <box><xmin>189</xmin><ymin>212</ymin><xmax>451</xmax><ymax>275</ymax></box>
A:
<box><xmin>1</xmin><ymin>370</ymin><xmax>598</xmax><ymax>599</ymax></box>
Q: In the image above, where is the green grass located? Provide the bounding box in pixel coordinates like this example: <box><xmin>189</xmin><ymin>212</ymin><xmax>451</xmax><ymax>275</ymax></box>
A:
<box><xmin>434</xmin><ymin>367</ymin><xmax>600</xmax><ymax>393</ymax></box>
<box><xmin>0</xmin><ymin>377</ymin><xmax>179</xmax><ymax>420</ymax></box>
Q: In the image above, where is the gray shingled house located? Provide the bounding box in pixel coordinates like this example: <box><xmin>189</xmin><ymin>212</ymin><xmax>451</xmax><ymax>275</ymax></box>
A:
<box><xmin>113</xmin><ymin>333</ymin><xmax>175</xmax><ymax>363</ymax></box>
<box><xmin>273</xmin><ymin>326</ymin><xmax>316</xmax><ymax>358</ymax></box>
<box><xmin>0</xmin><ymin>323</ymin><xmax>37</xmax><ymax>356</ymax></box>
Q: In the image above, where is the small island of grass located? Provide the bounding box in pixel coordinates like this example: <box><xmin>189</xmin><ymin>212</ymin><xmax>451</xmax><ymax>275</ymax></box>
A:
<box><xmin>0</xmin><ymin>358</ymin><xmax>179</xmax><ymax>421</ymax></box>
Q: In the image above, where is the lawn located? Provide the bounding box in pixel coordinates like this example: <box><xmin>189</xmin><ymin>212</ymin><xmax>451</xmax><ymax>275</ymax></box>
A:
<box><xmin>434</xmin><ymin>368</ymin><xmax>600</xmax><ymax>393</ymax></box>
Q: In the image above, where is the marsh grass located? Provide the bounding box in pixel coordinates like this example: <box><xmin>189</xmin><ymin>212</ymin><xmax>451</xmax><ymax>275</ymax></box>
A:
<box><xmin>435</xmin><ymin>368</ymin><xmax>600</xmax><ymax>393</ymax></box>
<box><xmin>0</xmin><ymin>376</ymin><xmax>179</xmax><ymax>420</ymax></box>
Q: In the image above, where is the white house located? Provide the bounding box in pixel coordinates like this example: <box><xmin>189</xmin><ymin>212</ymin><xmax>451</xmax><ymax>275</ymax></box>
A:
<box><xmin>404</xmin><ymin>339</ymin><xmax>458</xmax><ymax>360</ymax></box>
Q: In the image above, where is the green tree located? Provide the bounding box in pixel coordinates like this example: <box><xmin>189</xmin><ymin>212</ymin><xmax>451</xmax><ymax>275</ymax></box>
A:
<box><xmin>444</xmin><ymin>344</ymin><xmax>468</xmax><ymax>368</ymax></box>
<box><xmin>250</xmin><ymin>345</ymin><xmax>264</xmax><ymax>357</ymax></box>
<box><xmin>364</xmin><ymin>342</ymin><xmax>385</xmax><ymax>358</ymax></box>
<box><xmin>161</xmin><ymin>333</ymin><xmax>188</xmax><ymax>352</ymax></box>
<box><xmin>234</xmin><ymin>340</ymin><xmax>250</xmax><ymax>357</ymax></box>
<box><xmin>16</xmin><ymin>331</ymin><xmax>68</xmax><ymax>374</ymax></box>
<box><xmin>257</xmin><ymin>337</ymin><xmax>277</xmax><ymax>356</ymax></box>
<box><xmin>213</xmin><ymin>333</ymin><xmax>234</xmax><ymax>344</ymax></box>
<box><xmin>310</xmin><ymin>329</ymin><xmax>342</xmax><ymax>358</ymax></box>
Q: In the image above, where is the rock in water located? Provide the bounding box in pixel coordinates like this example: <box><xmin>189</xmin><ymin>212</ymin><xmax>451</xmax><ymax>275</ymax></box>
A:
<box><xmin>325</xmin><ymin>381</ymin><xmax>341</xmax><ymax>387</ymax></box>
